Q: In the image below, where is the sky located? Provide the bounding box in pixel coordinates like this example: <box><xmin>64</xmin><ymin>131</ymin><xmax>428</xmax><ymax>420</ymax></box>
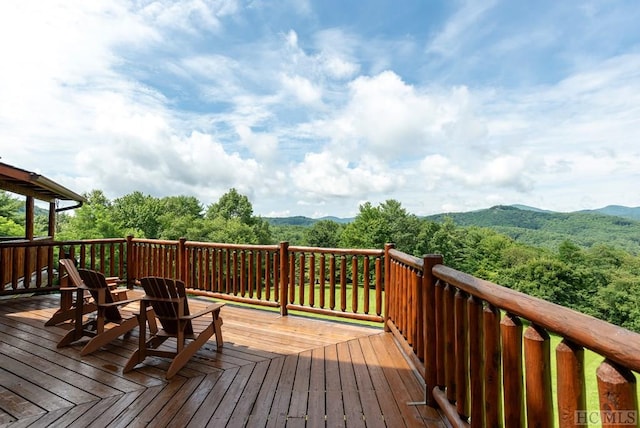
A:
<box><xmin>1</xmin><ymin>0</ymin><xmax>640</xmax><ymax>218</ymax></box>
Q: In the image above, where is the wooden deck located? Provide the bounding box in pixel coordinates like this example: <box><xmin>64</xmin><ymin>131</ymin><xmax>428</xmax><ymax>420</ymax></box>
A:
<box><xmin>0</xmin><ymin>294</ymin><xmax>445</xmax><ymax>427</ymax></box>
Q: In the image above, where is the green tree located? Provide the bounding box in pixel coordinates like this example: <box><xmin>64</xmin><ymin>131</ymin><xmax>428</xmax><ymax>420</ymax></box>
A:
<box><xmin>340</xmin><ymin>199</ymin><xmax>420</xmax><ymax>251</ymax></box>
<box><xmin>206</xmin><ymin>188</ymin><xmax>254</xmax><ymax>224</ymax></box>
<box><xmin>57</xmin><ymin>190</ymin><xmax>122</xmax><ymax>239</ymax></box>
<box><xmin>111</xmin><ymin>191</ymin><xmax>162</xmax><ymax>238</ymax></box>
<box><xmin>305</xmin><ymin>220</ymin><xmax>343</xmax><ymax>248</ymax></box>
<box><xmin>0</xmin><ymin>191</ymin><xmax>23</xmax><ymax>225</ymax></box>
<box><xmin>204</xmin><ymin>189</ymin><xmax>272</xmax><ymax>244</ymax></box>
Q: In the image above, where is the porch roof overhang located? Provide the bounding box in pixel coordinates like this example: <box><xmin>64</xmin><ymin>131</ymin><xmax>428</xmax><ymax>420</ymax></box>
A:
<box><xmin>0</xmin><ymin>161</ymin><xmax>86</xmax><ymax>211</ymax></box>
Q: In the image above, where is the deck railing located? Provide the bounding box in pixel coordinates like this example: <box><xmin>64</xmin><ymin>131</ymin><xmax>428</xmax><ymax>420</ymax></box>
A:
<box><xmin>2</xmin><ymin>237</ymin><xmax>639</xmax><ymax>426</ymax></box>
<box><xmin>0</xmin><ymin>238</ymin><xmax>126</xmax><ymax>293</ymax></box>
<box><xmin>129</xmin><ymin>238</ymin><xmax>385</xmax><ymax>322</ymax></box>
<box><xmin>384</xmin><ymin>246</ymin><xmax>640</xmax><ymax>428</ymax></box>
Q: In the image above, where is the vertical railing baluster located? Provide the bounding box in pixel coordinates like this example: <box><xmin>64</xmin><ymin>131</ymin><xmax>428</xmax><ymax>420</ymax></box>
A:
<box><xmin>556</xmin><ymin>339</ymin><xmax>585</xmax><ymax>428</ymax></box>
<box><xmin>455</xmin><ymin>289</ymin><xmax>469</xmax><ymax>420</ymax></box>
<box><xmin>363</xmin><ymin>256</ymin><xmax>370</xmax><ymax>314</ymax></box>
<box><xmin>435</xmin><ymin>279</ymin><xmax>445</xmax><ymax>388</ymax></box>
<box><xmin>319</xmin><ymin>254</ymin><xmax>326</xmax><ymax>309</ymax></box>
<box><xmin>340</xmin><ymin>255</ymin><xmax>347</xmax><ymax>312</ymax></box>
<box><xmin>483</xmin><ymin>304</ymin><xmax>501</xmax><ymax>427</ymax></box>
<box><xmin>351</xmin><ymin>255</ymin><xmax>358</xmax><ymax>313</ymax></box>
<box><xmin>444</xmin><ymin>283</ymin><xmax>456</xmax><ymax>403</ymax></box>
<box><xmin>501</xmin><ymin>313</ymin><xmax>524</xmax><ymax>427</ymax></box>
<box><xmin>596</xmin><ymin>359</ymin><xmax>638</xmax><ymax>428</ymax></box>
<box><xmin>468</xmin><ymin>295</ymin><xmax>483</xmax><ymax>428</ymax></box>
<box><xmin>309</xmin><ymin>253</ymin><xmax>315</xmax><ymax>308</ymax></box>
<box><xmin>524</xmin><ymin>324</ymin><xmax>553</xmax><ymax>427</ymax></box>
<box><xmin>298</xmin><ymin>253</ymin><xmax>305</xmax><ymax>306</ymax></box>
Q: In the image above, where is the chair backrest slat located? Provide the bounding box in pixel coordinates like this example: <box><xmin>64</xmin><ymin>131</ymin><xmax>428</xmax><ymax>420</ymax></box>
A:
<box><xmin>77</xmin><ymin>268</ymin><xmax>122</xmax><ymax>322</ymax></box>
<box><xmin>141</xmin><ymin>277</ymin><xmax>193</xmax><ymax>335</ymax></box>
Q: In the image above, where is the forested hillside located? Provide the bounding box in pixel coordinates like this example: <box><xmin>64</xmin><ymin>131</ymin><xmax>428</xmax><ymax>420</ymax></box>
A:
<box><xmin>2</xmin><ymin>190</ymin><xmax>640</xmax><ymax>333</ymax></box>
<box><xmin>426</xmin><ymin>205</ymin><xmax>640</xmax><ymax>254</ymax></box>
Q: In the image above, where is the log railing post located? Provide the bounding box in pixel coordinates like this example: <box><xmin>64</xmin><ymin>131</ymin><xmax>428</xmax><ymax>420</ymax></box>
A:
<box><xmin>483</xmin><ymin>304</ymin><xmax>501</xmax><ymax>427</ymax></box>
<box><xmin>279</xmin><ymin>241</ymin><xmax>289</xmax><ymax>316</ymax></box>
<box><xmin>501</xmin><ymin>313</ymin><xmax>524</xmax><ymax>427</ymax></box>
<box><xmin>468</xmin><ymin>295</ymin><xmax>484</xmax><ymax>428</ymax></box>
<box><xmin>424</xmin><ymin>253</ymin><xmax>442</xmax><ymax>407</ymax></box>
<box><xmin>455</xmin><ymin>289</ymin><xmax>469</xmax><ymax>420</ymax></box>
<box><xmin>524</xmin><ymin>324</ymin><xmax>553</xmax><ymax>428</ymax></box>
<box><xmin>384</xmin><ymin>243</ymin><xmax>395</xmax><ymax>332</ymax></box>
<box><xmin>126</xmin><ymin>235</ymin><xmax>134</xmax><ymax>288</ymax></box>
<box><xmin>556</xmin><ymin>339</ymin><xmax>585</xmax><ymax>427</ymax></box>
<box><xmin>596</xmin><ymin>359</ymin><xmax>638</xmax><ymax>428</ymax></box>
<box><xmin>178</xmin><ymin>237</ymin><xmax>187</xmax><ymax>283</ymax></box>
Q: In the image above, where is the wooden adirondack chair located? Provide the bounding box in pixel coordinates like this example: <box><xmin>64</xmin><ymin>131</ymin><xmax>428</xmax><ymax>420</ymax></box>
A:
<box><xmin>45</xmin><ymin>259</ymin><xmax>126</xmax><ymax>327</ymax></box>
<box><xmin>123</xmin><ymin>276</ymin><xmax>224</xmax><ymax>379</ymax></box>
<box><xmin>56</xmin><ymin>266</ymin><xmax>149</xmax><ymax>356</ymax></box>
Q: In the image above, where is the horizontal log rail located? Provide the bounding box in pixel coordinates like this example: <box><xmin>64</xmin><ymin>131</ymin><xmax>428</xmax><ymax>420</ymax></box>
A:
<box><xmin>384</xmin><ymin>248</ymin><xmax>640</xmax><ymax>428</ymax></box>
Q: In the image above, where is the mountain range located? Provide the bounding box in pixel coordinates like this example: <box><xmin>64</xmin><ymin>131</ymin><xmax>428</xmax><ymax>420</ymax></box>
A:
<box><xmin>266</xmin><ymin>205</ymin><xmax>640</xmax><ymax>254</ymax></box>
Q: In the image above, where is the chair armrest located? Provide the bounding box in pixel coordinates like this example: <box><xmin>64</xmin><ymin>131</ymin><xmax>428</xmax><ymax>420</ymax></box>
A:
<box><xmin>59</xmin><ymin>287</ymin><xmax>78</xmax><ymax>292</ymax></box>
<box><xmin>98</xmin><ymin>296</ymin><xmax>142</xmax><ymax>308</ymax></box>
<box><xmin>181</xmin><ymin>303</ymin><xmax>225</xmax><ymax>320</ymax></box>
<box><xmin>142</xmin><ymin>296</ymin><xmax>184</xmax><ymax>304</ymax></box>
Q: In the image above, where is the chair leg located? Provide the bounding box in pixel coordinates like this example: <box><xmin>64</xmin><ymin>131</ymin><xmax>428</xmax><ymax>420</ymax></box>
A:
<box><xmin>165</xmin><ymin>324</ymin><xmax>214</xmax><ymax>379</ymax></box>
<box><xmin>213</xmin><ymin>311</ymin><xmax>224</xmax><ymax>348</ymax></box>
<box><xmin>80</xmin><ymin>317</ymin><xmax>138</xmax><ymax>356</ymax></box>
<box><xmin>123</xmin><ymin>349</ymin><xmax>143</xmax><ymax>373</ymax></box>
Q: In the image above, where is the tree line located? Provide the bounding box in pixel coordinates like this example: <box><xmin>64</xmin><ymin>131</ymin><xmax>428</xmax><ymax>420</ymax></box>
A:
<box><xmin>2</xmin><ymin>189</ymin><xmax>639</xmax><ymax>332</ymax></box>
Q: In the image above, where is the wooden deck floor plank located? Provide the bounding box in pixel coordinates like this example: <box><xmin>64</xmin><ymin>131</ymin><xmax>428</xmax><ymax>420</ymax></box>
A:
<box><xmin>0</xmin><ymin>329</ymin><xmax>139</xmax><ymax>396</ymax></box>
<box><xmin>66</xmin><ymin>395</ymin><xmax>123</xmax><ymax>428</ymax></box>
<box><xmin>206</xmin><ymin>363</ymin><xmax>257</xmax><ymax>427</ymax></box>
<box><xmin>349</xmin><ymin>338</ymin><xmax>386</xmax><ymax>426</ymax></box>
<box><xmin>0</xmin><ymin>365</ymin><xmax>72</xmax><ymax>412</ymax></box>
<box><xmin>146</xmin><ymin>375</ymin><xmax>205</xmax><ymax>428</ymax></box>
<box><xmin>370</xmin><ymin>334</ymin><xmax>442</xmax><ymax>427</ymax></box>
<box><xmin>186</xmin><ymin>367</ymin><xmax>239</xmax><ymax>428</ymax></box>
<box><xmin>264</xmin><ymin>353</ymin><xmax>298</xmax><ymax>428</ymax></box>
<box><xmin>225</xmin><ymin>358</ymin><xmax>271</xmax><ymax>427</ymax></box>
<box><xmin>358</xmin><ymin>335</ymin><xmax>412</xmax><ymax>428</ymax></box>
<box><xmin>125</xmin><ymin>377</ymin><xmax>188</xmax><ymax>427</ymax></box>
<box><xmin>245</xmin><ymin>356</ymin><xmax>285</xmax><ymax>428</ymax></box>
<box><xmin>306</xmin><ymin>346</ymin><xmax>326</xmax><ymax>428</ymax></box>
<box><xmin>324</xmin><ymin>344</ymin><xmax>345</xmax><ymax>427</ymax></box>
<box><xmin>0</xmin><ymin>295</ymin><xmax>445</xmax><ymax>427</ymax></box>
<box><xmin>85</xmin><ymin>389</ymin><xmax>145</xmax><ymax>428</ymax></box>
<box><xmin>288</xmin><ymin>348</ymin><xmax>311</xmax><ymax>419</ymax></box>
<box><xmin>377</xmin><ymin>334</ymin><xmax>445</xmax><ymax>425</ymax></box>
<box><xmin>20</xmin><ymin>407</ymin><xmax>73</xmax><ymax>428</ymax></box>
<box><xmin>0</xmin><ymin>407</ymin><xmax>16</xmax><ymax>426</ymax></box>
<box><xmin>105</xmin><ymin>385</ymin><xmax>165</xmax><ymax>428</ymax></box>
<box><xmin>0</xmin><ymin>343</ymin><xmax>97</xmax><ymax>405</ymax></box>
<box><xmin>336</xmin><ymin>341</ymin><xmax>366</xmax><ymax>427</ymax></box>
<box><xmin>0</xmin><ymin>383</ymin><xmax>45</xmax><ymax>420</ymax></box>
<box><xmin>0</xmin><ymin>331</ymin><xmax>123</xmax><ymax>398</ymax></box>
<box><xmin>40</xmin><ymin>400</ymin><xmax>97</xmax><ymax>428</ymax></box>
<box><xmin>349</xmin><ymin>338</ymin><xmax>375</xmax><ymax>391</ymax></box>
<box><xmin>166</xmin><ymin>371</ymin><xmax>223</xmax><ymax>427</ymax></box>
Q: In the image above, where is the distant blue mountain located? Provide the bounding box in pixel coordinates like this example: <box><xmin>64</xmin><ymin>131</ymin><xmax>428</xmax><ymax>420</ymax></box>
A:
<box><xmin>580</xmin><ymin>205</ymin><xmax>640</xmax><ymax>220</ymax></box>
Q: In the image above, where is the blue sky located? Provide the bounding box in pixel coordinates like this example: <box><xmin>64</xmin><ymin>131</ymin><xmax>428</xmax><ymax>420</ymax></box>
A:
<box><xmin>1</xmin><ymin>0</ymin><xmax>640</xmax><ymax>218</ymax></box>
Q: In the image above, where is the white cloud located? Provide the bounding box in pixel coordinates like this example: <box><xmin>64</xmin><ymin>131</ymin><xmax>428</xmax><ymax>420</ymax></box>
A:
<box><xmin>280</xmin><ymin>74</ymin><xmax>323</xmax><ymax>105</ymax></box>
<box><xmin>426</xmin><ymin>0</ymin><xmax>498</xmax><ymax>56</ymax></box>
<box><xmin>290</xmin><ymin>151</ymin><xmax>404</xmax><ymax>199</ymax></box>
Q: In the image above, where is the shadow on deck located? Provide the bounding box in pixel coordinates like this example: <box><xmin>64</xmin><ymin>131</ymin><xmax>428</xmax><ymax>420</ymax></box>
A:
<box><xmin>0</xmin><ymin>294</ymin><xmax>445</xmax><ymax>427</ymax></box>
